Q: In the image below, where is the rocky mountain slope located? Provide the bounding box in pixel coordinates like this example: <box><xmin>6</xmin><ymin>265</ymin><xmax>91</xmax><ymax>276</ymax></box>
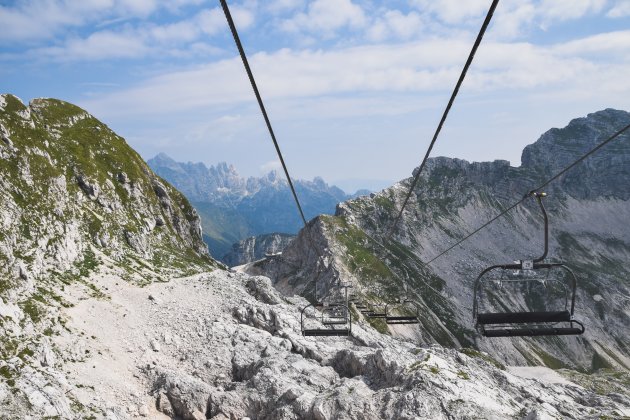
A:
<box><xmin>222</xmin><ymin>232</ymin><xmax>295</xmax><ymax>267</ymax></box>
<box><xmin>1</xmin><ymin>96</ymin><xmax>628</xmax><ymax>418</ymax></box>
<box><xmin>243</xmin><ymin>109</ymin><xmax>630</xmax><ymax>373</ymax></box>
<box><xmin>148</xmin><ymin>153</ymin><xmax>368</xmax><ymax>258</ymax></box>
<box><xmin>3</xmin><ymin>269</ymin><xmax>629</xmax><ymax>418</ymax></box>
<box><xmin>0</xmin><ymin>94</ymin><xmax>214</xmax><ymax>282</ymax></box>
<box><xmin>0</xmin><ymin>93</ymin><xmax>218</xmax><ymax>415</ymax></box>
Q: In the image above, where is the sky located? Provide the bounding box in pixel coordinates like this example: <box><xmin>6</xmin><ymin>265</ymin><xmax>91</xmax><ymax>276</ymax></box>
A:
<box><xmin>1</xmin><ymin>0</ymin><xmax>630</xmax><ymax>193</ymax></box>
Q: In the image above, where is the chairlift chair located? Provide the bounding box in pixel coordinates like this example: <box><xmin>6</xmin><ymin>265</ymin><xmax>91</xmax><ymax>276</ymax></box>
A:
<box><xmin>301</xmin><ymin>302</ymin><xmax>352</xmax><ymax>337</ymax></box>
<box><xmin>321</xmin><ymin>304</ymin><xmax>349</xmax><ymax>326</ymax></box>
<box><xmin>385</xmin><ymin>300</ymin><xmax>420</xmax><ymax>325</ymax></box>
<box><xmin>366</xmin><ymin>304</ymin><xmax>387</xmax><ymax>319</ymax></box>
<box><xmin>473</xmin><ymin>192</ymin><xmax>585</xmax><ymax>337</ymax></box>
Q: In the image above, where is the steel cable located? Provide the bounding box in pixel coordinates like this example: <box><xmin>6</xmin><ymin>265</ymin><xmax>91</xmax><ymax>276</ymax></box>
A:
<box><xmin>387</xmin><ymin>0</ymin><xmax>501</xmax><ymax>239</ymax></box>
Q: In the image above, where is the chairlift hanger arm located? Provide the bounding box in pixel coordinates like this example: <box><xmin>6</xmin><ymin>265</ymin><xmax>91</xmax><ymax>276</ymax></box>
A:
<box><xmin>533</xmin><ymin>192</ymin><xmax>548</xmax><ymax>263</ymax></box>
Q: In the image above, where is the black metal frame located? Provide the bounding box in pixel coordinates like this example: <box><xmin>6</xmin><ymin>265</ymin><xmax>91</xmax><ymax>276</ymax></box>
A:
<box><xmin>385</xmin><ymin>300</ymin><xmax>420</xmax><ymax>325</ymax></box>
<box><xmin>301</xmin><ymin>302</ymin><xmax>352</xmax><ymax>336</ymax></box>
<box><xmin>321</xmin><ymin>305</ymin><xmax>349</xmax><ymax>325</ymax></box>
<box><xmin>300</xmin><ymin>284</ymin><xmax>353</xmax><ymax>337</ymax></box>
<box><xmin>472</xmin><ymin>193</ymin><xmax>585</xmax><ymax>337</ymax></box>
<box><xmin>366</xmin><ymin>303</ymin><xmax>387</xmax><ymax>319</ymax></box>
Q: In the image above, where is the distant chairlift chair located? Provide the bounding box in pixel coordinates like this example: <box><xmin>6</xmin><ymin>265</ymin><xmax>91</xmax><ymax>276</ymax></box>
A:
<box><xmin>321</xmin><ymin>304</ymin><xmax>349</xmax><ymax>326</ymax></box>
<box><xmin>385</xmin><ymin>299</ymin><xmax>420</xmax><ymax>325</ymax></box>
<box><xmin>472</xmin><ymin>192</ymin><xmax>585</xmax><ymax>337</ymax></box>
<box><xmin>366</xmin><ymin>304</ymin><xmax>387</xmax><ymax>319</ymax></box>
<box><xmin>301</xmin><ymin>302</ymin><xmax>352</xmax><ymax>337</ymax></box>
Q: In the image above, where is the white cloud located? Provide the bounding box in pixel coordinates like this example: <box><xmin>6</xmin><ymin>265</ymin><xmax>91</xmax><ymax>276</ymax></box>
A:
<box><xmin>538</xmin><ymin>0</ymin><xmax>606</xmax><ymax>23</ymax></box>
<box><xmin>281</xmin><ymin>0</ymin><xmax>366</xmax><ymax>36</ymax></box>
<box><xmin>491</xmin><ymin>1</ymin><xmax>536</xmax><ymax>39</ymax></box>
<box><xmin>267</xmin><ymin>0</ymin><xmax>304</xmax><ymax>14</ymax></box>
<box><xmin>81</xmin><ymin>30</ymin><xmax>630</xmax><ymax>120</ymax></box>
<box><xmin>607</xmin><ymin>0</ymin><xmax>630</xmax><ymax>17</ymax></box>
<box><xmin>367</xmin><ymin>10</ymin><xmax>424</xmax><ymax>41</ymax></box>
<box><xmin>411</xmin><ymin>0</ymin><xmax>610</xmax><ymax>41</ymax></box>
<box><xmin>36</xmin><ymin>30</ymin><xmax>149</xmax><ymax>60</ymax></box>
<box><xmin>0</xmin><ymin>0</ymin><xmax>215</xmax><ymax>44</ymax></box>
<box><xmin>197</xmin><ymin>8</ymin><xmax>227</xmax><ymax>36</ymax></box>
<box><xmin>11</xmin><ymin>6</ymin><xmax>240</xmax><ymax>62</ymax></box>
<box><xmin>411</xmin><ymin>0</ymin><xmax>489</xmax><ymax>24</ymax></box>
<box><xmin>553</xmin><ymin>30</ymin><xmax>630</xmax><ymax>58</ymax></box>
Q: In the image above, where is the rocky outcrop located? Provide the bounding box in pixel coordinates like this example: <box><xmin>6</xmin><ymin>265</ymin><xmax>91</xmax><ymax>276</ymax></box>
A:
<box><xmin>245</xmin><ymin>109</ymin><xmax>630</xmax><ymax>372</ymax></box>
<box><xmin>222</xmin><ymin>232</ymin><xmax>295</xmax><ymax>266</ymax></box>
<box><xmin>4</xmin><ymin>269</ymin><xmax>628</xmax><ymax>418</ymax></box>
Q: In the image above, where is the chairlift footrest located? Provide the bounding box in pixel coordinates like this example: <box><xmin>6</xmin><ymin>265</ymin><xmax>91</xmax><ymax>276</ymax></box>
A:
<box><xmin>302</xmin><ymin>329</ymin><xmax>351</xmax><ymax>337</ymax></box>
<box><xmin>482</xmin><ymin>326</ymin><xmax>584</xmax><ymax>337</ymax></box>
<box><xmin>477</xmin><ymin>310</ymin><xmax>571</xmax><ymax>325</ymax></box>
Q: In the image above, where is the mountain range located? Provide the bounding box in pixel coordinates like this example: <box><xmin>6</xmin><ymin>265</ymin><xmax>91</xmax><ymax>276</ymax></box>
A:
<box><xmin>243</xmin><ymin>108</ymin><xmax>630</xmax><ymax>373</ymax></box>
<box><xmin>1</xmin><ymin>95</ymin><xmax>628</xmax><ymax>418</ymax></box>
<box><xmin>147</xmin><ymin>153</ymin><xmax>369</xmax><ymax>259</ymax></box>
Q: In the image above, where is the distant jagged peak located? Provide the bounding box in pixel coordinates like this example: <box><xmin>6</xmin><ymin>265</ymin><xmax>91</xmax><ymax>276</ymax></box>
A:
<box><xmin>151</xmin><ymin>152</ymin><xmax>176</xmax><ymax>164</ymax></box>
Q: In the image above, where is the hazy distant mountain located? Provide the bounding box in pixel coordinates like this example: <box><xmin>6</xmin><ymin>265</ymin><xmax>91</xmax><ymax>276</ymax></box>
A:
<box><xmin>147</xmin><ymin>154</ymin><xmax>369</xmax><ymax>258</ymax></box>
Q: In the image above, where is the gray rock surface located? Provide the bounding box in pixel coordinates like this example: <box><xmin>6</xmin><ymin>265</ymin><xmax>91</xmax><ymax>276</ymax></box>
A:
<box><xmin>5</xmin><ymin>269</ymin><xmax>629</xmax><ymax>418</ymax></box>
<box><xmin>222</xmin><ymin>232</ymin><xmax>295</xmax><ymax>267</ymax></box>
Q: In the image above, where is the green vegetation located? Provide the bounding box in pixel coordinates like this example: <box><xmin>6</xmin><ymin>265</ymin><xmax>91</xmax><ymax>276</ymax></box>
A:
<box><xmin>0</xmin><ymin>95</ymin><xmax>215</xmax><ymax>297</ymax></box>
<box><xmin>560</xmin><ymin>368</ymin><xmax>630</xmax><ymax>396</ymax></box>
<box><xmin>322</xmin><ymin>215</ymin><xmax>393</xmax><ymax>282</ymax></box>
<box><xmin>459</xmin><ymin>348</ymin><xmax>505</xmax><ymax>370</ymax></box>
<box><xmin>0</xmin><ymin>365</ymin><xmax>15</xmax><ymax>387</ymax></box>
<box><xmin>365</xmin><ymin>316</ymin><xmax>389</xmax><ymax>335</ymax></box>
<box><xmin>457</xmin><ymin>370</ymin><xmax>470</xmax><ymax>380</ymax></box>
<box><xmin>373</xmin><ymin>195</ymin><xmax>395</xmax><ymax>211</ymax></box>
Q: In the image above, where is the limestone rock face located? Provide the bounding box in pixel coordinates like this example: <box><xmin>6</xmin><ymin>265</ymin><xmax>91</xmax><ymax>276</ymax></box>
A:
<box><xmin>222</xmin><ymin>232</ymin><xmax>295</xmax><ymax>266</ymax></box>
<box><xmin>1</xmin><ymin>97</ymin><xmax>628</xmax><ymax>418</ymax></box>
<box><xmin>5</xmin><ymin>270</ymin><xmax>629</xmax><ymax>418</ymax></box>
<box><xmin>244</xmin><ymin>109</ymin><xmax>630</xmax><ymax>372</ymax></box>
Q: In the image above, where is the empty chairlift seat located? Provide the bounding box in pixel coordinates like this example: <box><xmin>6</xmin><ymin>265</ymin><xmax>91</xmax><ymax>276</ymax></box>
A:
<box><xmin>472</xmin><ymin>192</ymin><xmax>585</xmax><ymax>338</ymax></box>
<box><xmin>301</xmin><ymin>303</ymin><xmax>352</xmax><ymax>337</ymax></box>
<box><xmin>385</xmin><ymin>300</ymin><xmax>420</xmax><ymax>325</ymax></box>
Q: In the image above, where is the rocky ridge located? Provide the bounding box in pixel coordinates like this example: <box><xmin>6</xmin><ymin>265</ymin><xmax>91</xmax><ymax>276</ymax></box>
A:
<box><xmin>0</xmin><ymin>96</ymin><xmax>628</xmax><ymax>418</ymax></box>
<box><xmin>0</xmin><ymin>94</ymin><xmax>213</xmax><ymax>283</ymax></box>
<box><xmin>222</xmin><ymin>232</ymin><xmax>295</xmax><ymax>267</ymax></box>
<box><xmin>243</xmin><ymin>109</ymin><xmax>630</xmax><ymax>373</ymax></box>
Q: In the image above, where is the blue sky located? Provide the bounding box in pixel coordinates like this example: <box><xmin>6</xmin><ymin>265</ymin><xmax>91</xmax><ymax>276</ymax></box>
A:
<box><xmin>1</xmin><ymin>0</ymin><xmax>629</xmax><ymax>192</ymax></box>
